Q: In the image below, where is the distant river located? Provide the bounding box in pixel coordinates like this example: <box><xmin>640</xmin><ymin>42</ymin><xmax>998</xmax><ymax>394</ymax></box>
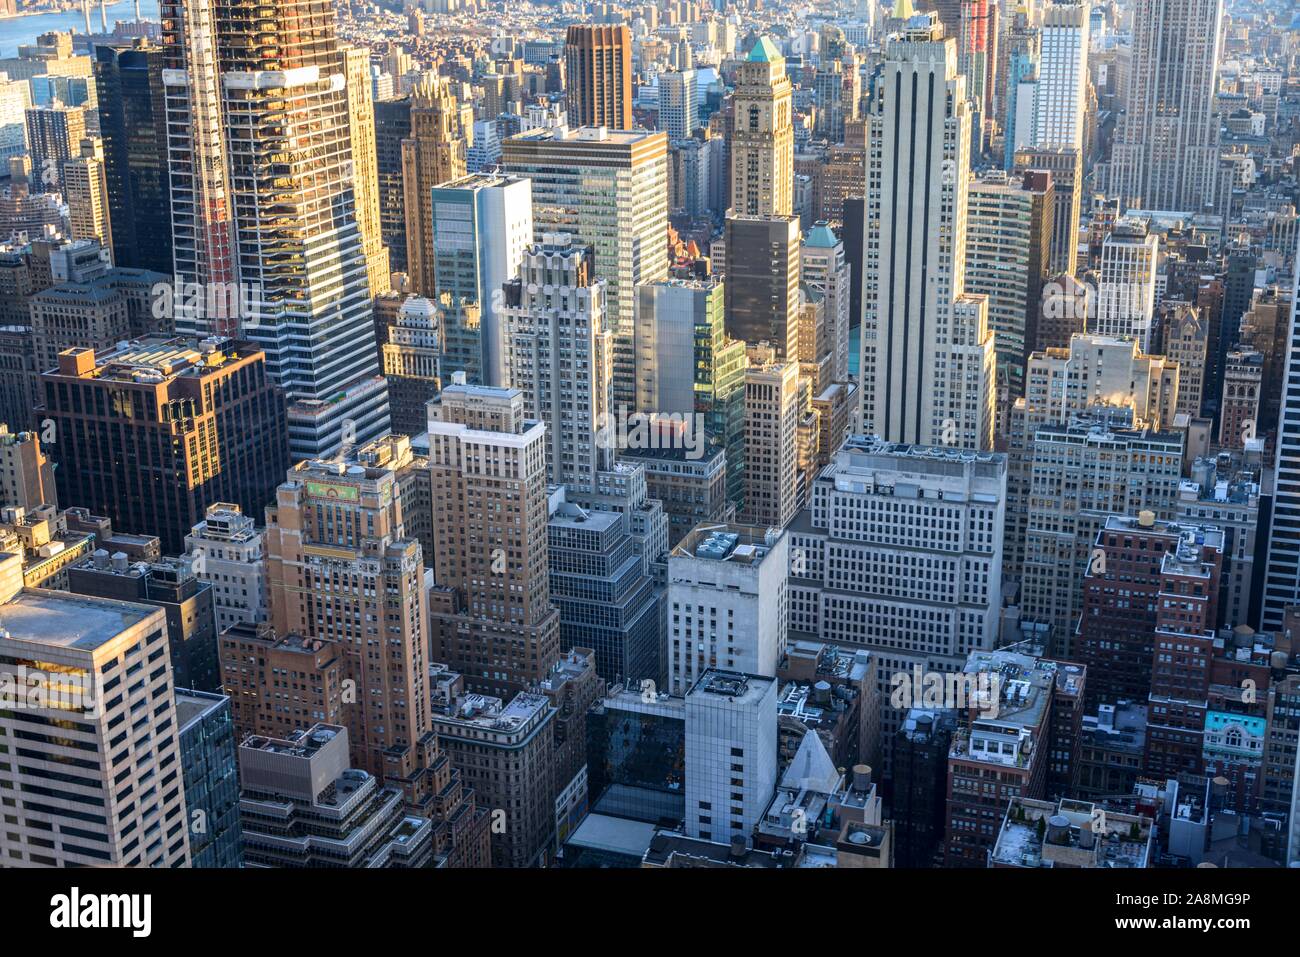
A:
<box><xmin>0</xmin><ymin>0</ymin><xmax>160</xmax><ymax>56</ymax></box>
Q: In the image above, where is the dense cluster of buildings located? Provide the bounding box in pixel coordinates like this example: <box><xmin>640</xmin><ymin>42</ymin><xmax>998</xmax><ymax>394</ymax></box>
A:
<box><xmin>0</xmin><ymin>0</ymin><xmax>1297</xmax><ymax>872</ymax></box>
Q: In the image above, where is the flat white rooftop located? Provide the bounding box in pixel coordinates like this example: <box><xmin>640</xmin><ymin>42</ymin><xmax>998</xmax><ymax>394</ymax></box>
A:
<box><xmin>568</xmin><ymin>813</ymin><xmax>658</xmax><ymax>857</ymax></box>
<box><xmin>0</xmin><ymin>590</ymin><xmax>155</xmax><ymax>651</ymax></box>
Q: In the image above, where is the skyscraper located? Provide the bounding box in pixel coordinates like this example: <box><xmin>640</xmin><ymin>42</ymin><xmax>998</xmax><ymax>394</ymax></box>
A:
<box><xmin>0</xmin><ymin>561</ymin><xmax>192</xmax><ymax>867</ymax></box>
<box><xmin>27</xmin><ymin>266</ymin><xmax>168</xmax><ymax>371</ymax></box>
<box><xmin>160</xmin><ymin>0</ymin><xmax>236</xmax><ymax>325</ymax></box>
<box><xmin>729</xmin><ymin>36</ymin><xmax>793</xmax><ymax>218</ymax></box>
<box><xmin>429</xmin><ymin>173</ymin><xmax>533</xmax><ymax>387</ymax></box>
<box><xmin>1030</xmin><ymin>2</ymin><xmax>1088</xmax><ymax>152</ymax></box>
<box><xmin>547</xmin><ymin>500</ymin><xmax>662</xmax><ymax>685</ymax></box>
<box><xmin>564</xmin><ymin>24</ymin><xmax>632</xmax><ymax>131</ymax></box>
<box><xmin>800</xmin><ymin>222</ymin><xmax>852</xmax><ymax>385</ymax></box>
<box><xmin>964</xmin><ymin>169</ymin><xmax>1053</xmax><ymax>400</ymax></box>
<box><xmin>723</xmin><ymin>214</ymin><xmax>802</xmax><ymax>359</ymax></box>
<box><xmin>944</xmin><ymin>646</ymin><xmax>1065</xmax><ymax>866</ymax></box>
<box><xmin>402</xmin><ymin>75</ymin><xmax>469</xmax><ymax>298</ymax></box>
<box><xmin>1078</xmin><ymin>514</ymin><xmax>1223</xmax><ymax>706</ymax></box>
<box><xmin>162</xmin><ymin>0</ymin><xmax>391</xmax><ymax>460</ymax></box>
<box><xmin>1106</xmin><ymin>0</ymin><xmax>1224</xmax><ymax>213</ymax></box>
<box><xmin>1094</xmin><ymin>216</ymin><xmax>1160</xmax><ymax>351</ymax></box>
<box><xmin>658</xmin><ymin>69</ymin><xmax>697</xmax><ymax>141</ymax></box>
<box><xmin>1019</xmin><ymin>410</ymin><xmax>1184</xmax><ymax>650</ymax></box>
<box><xmin>374</xmin><ymin>96</ymin><xmax>412</xmax><ymax>275</ymax></box>
<box><xmin>175</xmin><ymin>689</ymin><xmax>244</xmax><ymax>868</ymax></box>
<box><xmin>743</xmin><ymin>358</ymin><xmax>801</xmax><ymax>528</ymax></box>
<box><xmin>426</xmin><ymin>383</ymin><xmax>561</xmax><ymax>699</ymax></box>
<box><xmin>343</xmin><ymin>44</ymin><xmax>389</xmax><ymax>298</ymax></box>
<box><xmin>683</xmin><ymin>669</ymin><xmax>779</xmax><ymax>841</ymax></box>
<box><xmin>635</xmin><ymin>278</ymin><xmax>723</xmax><ymax>418</ymax></box>
<box><xmin>812</xmin><ymin>59</ymin><xmax>857</xmax><ymax>145</ymax></box>
<box><xmin>428</xmin><ymin>667</ymin><xmax>560</xmax><ymax>867</ymax></box>
<box><xmin>185</xmin><ymin>502</ymin><xmax>268</xmax><ymax>631</ymax></box>
<box><xmin>1003</xmin><ymin>333</ymin><xmax>1181</xmax><ymax>584</ymax></box>
<box><xmin>956</xmin><ymin>0</ymin><xmax>997</xmax><ymax>142</ymax></box>
<box><xmin>0</xmin><ymin>72</ymin><xmax>29</xmax><ymax>167</ymax></box>
<box><xmin>63</xmin><ymin>137</ymin><xmax>113</xmax><ymax>256</ymax></box>
<box><xmin>24</xmin><ymin>103</ymin><xmax>85</xmax><ymax>194</ymax></box>
<box><xmin>378</xmin><ymin>296</ymin><xmax>442</xmax><ymax>436</ymax></box>
<box><xmin>1165</xmin><ymin>305</ymin><xmax>1210</xmax><ymax>418</ymax></box>
<box><xmin>1001</xmin><ymin>3</ymin><xmax>1040</xmax><ymax>170</ymax></box>
<box><xmin>504</xmin><ymin>235</ymin><xmax>612</xmax><ymax>492</ymax></box>
<box><xmin>502</xmin><ymin>126</ymin><xmax>668</xmax><ymax>409</ymax></box>
<box><xmin>634</xmin><ymin>278</ymin><xmax>747</xmax><ymax>506</ymax></box>
<box><xmin>1017</xmin><ymin>2</ymin><xmax>1087</xmax><ymax>275</ymax></box>
<box><xmin>1263</xmin><ymin>253</ymin><xmax>1300</xmax><ymax>630</ymax></box>
<box><xmin>220</xmin><ymin>438</ymin><xmax>493</xmax><ymax>867</ymax></box>
<box><xmin>238</xmin><ymin>724</ymin><xmax>438</xmax><ymax>868</ymax></box>
<box><xmin>787</xmin><ymin>437</ymin><xmax>1007</xmax><ymax>742</ymax></box>
<box><xmin>1014</xmin><ymin>145</ymin><xmax>1082</xmax><ymax>275</ymax></box>
<box><xmin>0</xmin><ymin>423</ymin><xmax>55</xmax><ymax>511</ymax></box>
<box><xmin>39</xmin><ymin>338</ymin><xmax>288</xmax><ymax>554</ymax></box>
<box><xmin>667</xmin><ymin>527</ymin><xmax>790</xmax><ymax>696</ymax></box>
<box><xmin>94</xmin><ymin>41</ymin><xmax>172</xmax><ymax>274</ymax></box>
<box><xmin>265</xmin><ymin>439</ymin><xmax>430</xmax><ymax>779</ymax></box>
<box><xmin>68</xmin><ymin>550</ymin><xmax>220</xmax><ymax>693</ymax></box>
<box><xmin>859</xmin><ymin>15</ymin><xmax>995</xmax><ymax>450</ymax></box>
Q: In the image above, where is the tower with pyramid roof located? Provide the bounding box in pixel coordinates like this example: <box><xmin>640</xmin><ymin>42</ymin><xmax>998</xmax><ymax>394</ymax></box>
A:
<box><xmin>729</xmin><ymin>35</ymin><xmax>794</xmax><ymax>218</ymax></box>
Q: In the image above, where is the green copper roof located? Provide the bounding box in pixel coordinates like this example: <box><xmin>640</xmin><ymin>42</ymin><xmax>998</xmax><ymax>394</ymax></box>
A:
<box><xmin>747</xmin><ymin>36</ymin><xmax>782</xmax><ymax>63</ymax></box>
<box><xmin>804</xmin><ymin>223</ymin><xmax>839</xmax><ymax>248</ymax></box>
<box><xmin>892</xmin><ymin>0</ymin><xmax>915</xmax><ymax>18</ymax></box>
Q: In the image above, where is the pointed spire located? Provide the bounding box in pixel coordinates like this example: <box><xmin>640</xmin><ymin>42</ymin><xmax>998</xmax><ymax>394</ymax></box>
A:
<box><xmin>893</xmin><ymin>0</ymin><xmax>915</xmax><ymax>19</ymax></box>
<box><xmin>746</xmin><ymin>36</ymin><xmax>782</xmax><ymax>63</ymax></box>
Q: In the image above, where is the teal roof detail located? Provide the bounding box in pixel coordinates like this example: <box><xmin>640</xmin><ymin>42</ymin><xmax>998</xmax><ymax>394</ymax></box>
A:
<box><xmin>804</xmin><ymin>223</ymin><xmax>839</xmax><ymax>248</ymax></box>
<box><xmin>747</xmin><ymin>36</ymin><xmax>782</xmax><ymax>63</ymax></box>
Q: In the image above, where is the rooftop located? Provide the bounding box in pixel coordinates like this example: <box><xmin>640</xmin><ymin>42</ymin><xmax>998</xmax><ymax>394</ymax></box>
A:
<box><xmin>615</xmin><ymin>441</ymin><xmax>725</xmax><ymax>467</ymax></box>
<box><xmin>432</xmin><ymin>171</ymin><xmax>528</xmax><ymax>193</ymax></box>
<box><xmin>803</xmin><ymin>222</ymin><xmax>839</xmax><ymax>248</ymax></box>
<box><xmin>242</xmin><ymin>724</ymin><xmax>346</xmax><ymax>760</ymax></box>
<box><xmin>671</xmin><ymin>523</ymin><xmax>782</xmax><ymax>563</ymax></box>
<box><xmin>949</xmin><ymin>648</ymin><xmax>1058</xmax><ymax>763</ymax></box>
<box><xmin>746</xmin><ymin>35</ymin><xmax>782</xmax><ymax>63</ymax></box>
<box><xmin>899</xmin><ymin>707</ymin><xmax>957</xmax><ymax>742</ymax></box>
<box><xmin>174</xmin><ymin>689</ymin><xmax>228</xmax><ymax>734</ymax></box>
<box><xmin>839</xmin><ymin>434</ymin><xmax>1006</xmax><ymax>469</ymax></box>
<box><xmin>687</xmin><ymin>669</ymin><xmax>774</xmax><ymax>706</ymax></box>
<box><xmin>434</xmin><ymin>690</ymin><xmax>553</xmax><ymax>735</ymax></box>
<box><xmin>1082</xmin><ymin>702</ymin><xmax>1147</xmax><ymax>753</ymax></box>
<box><xmin>56</xmin><ymin>337</ymin><xmax>259</xmax><ymax>383</ymax></box>
<box><xmin>991</xmin><ymin>797</ymin><xmax>1153</xmax><ymax>868</ymax></box>
<box><xmin>1100</xmin><ymin>515</ymin><xmax>1225</xmax><ymax>559</ymax></box>
<box><xmin>643</xmin><ymin>831</ymin><xmax>795</xmax><ymax>868</ymax></box>
<box><xmin>505</xmin><ymin>125</ymin><xmax>665</xmax><ymax>148</ymax></box>
<box><xmin>547</xmin><ymin>501</ymin><xmax>622</xmax><ymax>532</ymax></box>
<box><xmin>777</xmin><ymin>680</ymin><xmax>854</xmax><ymax>730</ymax></box>
<box><xmin>566</xmin><ymin>813</ymin><xmax>658</xmax><ymax>859</ymax></box>
<box><xmin>781</xmin><ymin>639</ymin><xmax>872</xmax><ymax>683</ymax></box>
<box><xmin>0</xmin><ymin>588</ymin><xmax>157</xmax><ymax>651</ymax></box>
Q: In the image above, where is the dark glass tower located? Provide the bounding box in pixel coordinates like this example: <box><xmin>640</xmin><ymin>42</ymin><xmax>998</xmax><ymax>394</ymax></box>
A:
<box><xmin>94</xmin><ymin>42</ymin><xmax>173</xmax><ymax>275</ymax></box>
<box><xmin>374</xmin><ymin>97</ymin><xmax>412</xmax><ymax>275</ymax></box>
<box><xmin>176</xmin><ymin>690</ymin><xmax>244</xmax><ymax>868</ymax></box>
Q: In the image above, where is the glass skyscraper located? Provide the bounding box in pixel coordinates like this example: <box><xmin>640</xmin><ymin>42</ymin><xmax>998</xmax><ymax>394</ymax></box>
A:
<box><xmin>176</xmin><ymin>690</ymin><xmax>243</xmax><ymax>868</ymax></box>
